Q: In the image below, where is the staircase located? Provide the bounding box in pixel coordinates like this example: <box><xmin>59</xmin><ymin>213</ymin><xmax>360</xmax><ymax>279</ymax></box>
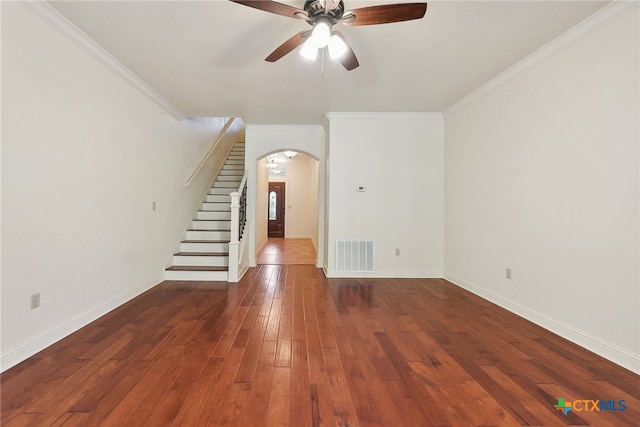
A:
<box><xmin>165</xmin><ymin>142</ymin><xmax>245</xmax><ymax>281</ymax></box>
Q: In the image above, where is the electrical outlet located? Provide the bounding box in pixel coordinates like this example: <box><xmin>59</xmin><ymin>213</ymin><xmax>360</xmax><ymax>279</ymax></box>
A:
<box><xmin>31</xmin><ymin>293</ymin><xmax>40</xmax><ymax>309</ymax></box>
<box><xmin>152</xmin><ymin>201</ymin><xmax>157</xmax><ymax>211</ymax></box>
<box><xmin>506</xmin><ymin>268</ymin><xmax>512</xmax><ymax>279</ymax></box>
<box><xmin>395</xmin><ymin>248</ymin><xmax>400</xmax><ymax>256</ymax></box>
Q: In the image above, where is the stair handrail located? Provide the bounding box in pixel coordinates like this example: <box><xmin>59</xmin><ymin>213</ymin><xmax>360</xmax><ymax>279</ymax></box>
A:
<box><xmin>184</xmin><ymin>117</ymin><xmax>236</xmax><ymax>188</ymax></box>
<box><xmin>229</xmin><ymin>170</ymin><xmax>248</xmax><ymax>245</ymax></box>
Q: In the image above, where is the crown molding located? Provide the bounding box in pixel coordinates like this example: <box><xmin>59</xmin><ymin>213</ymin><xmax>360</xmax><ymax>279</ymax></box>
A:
<box><xmin>444</xmin><ymin>1</ymin><xmax>639</xmax><ymax>117</ymax></box>
<box><xmin>19</xmin><ymin>0</ymin><xmax>185</xmax><ymax>120</ymax></box>
<box><xmin>246</xmin><ymin>124</ymin><xmax>325</xmax><ymax>131</ymax></box>
<box><xmin>326</xmin><ymin>112</ymin><xmax>443</xmax><ymax>121</ymax></box>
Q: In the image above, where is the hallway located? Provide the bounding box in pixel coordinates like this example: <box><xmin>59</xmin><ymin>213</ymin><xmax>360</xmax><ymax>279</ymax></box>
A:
<box><xmin>257</xmin><ymin>238</ymin><xmax>316</xmax><ymax>265</ymax></box>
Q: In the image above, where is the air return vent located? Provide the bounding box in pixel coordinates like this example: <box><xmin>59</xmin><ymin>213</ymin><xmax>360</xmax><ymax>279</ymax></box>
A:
<box><xmin>335</xmin><ymin>239</ymin><xmax>375</xmax><ymax>273</ymax></box>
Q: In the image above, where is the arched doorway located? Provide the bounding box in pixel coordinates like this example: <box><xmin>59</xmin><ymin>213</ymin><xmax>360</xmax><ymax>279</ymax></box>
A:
<box><xmin>243</xmin><ymin>124</ymin><xmax>326</xmax><ymax>271</ymax></box>
<box><xmin>255</xmin><ymin>151</ymin><xmax>319</xmax><ymax>264</ymax></box>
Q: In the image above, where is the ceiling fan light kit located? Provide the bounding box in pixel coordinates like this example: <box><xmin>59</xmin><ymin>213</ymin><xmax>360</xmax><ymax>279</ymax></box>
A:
<box><xmin>230</xmin><ymin>0</ymin><xmax>428</xmax><ymax>71</ymax></box>
<box><xmin>328</xmin><ymin>34</ymin><xmax>348</xmax><ymax>59</ymax></box>
<box><xmin>311</xmin><ymin>18</ymin><xmax>332</xmax><ymax>47</ymax></box>
<box><xmin>301</xmin><ymin>38</ymin><xmax>319</xmax><ymax>60</ymax></box>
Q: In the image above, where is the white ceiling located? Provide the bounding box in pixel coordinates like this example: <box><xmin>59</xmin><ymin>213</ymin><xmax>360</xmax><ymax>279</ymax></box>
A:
<box><xmin>49</xmin><ymin>0</ymin><xmax>609</xmax><ymax>124</ymax></box>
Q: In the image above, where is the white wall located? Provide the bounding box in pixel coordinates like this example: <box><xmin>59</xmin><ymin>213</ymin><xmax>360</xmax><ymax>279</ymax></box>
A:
<box><xmin>325</xmin><ymin>113</ymin><xmax>444</xmax><ymax>278</ymax></box>
<box><xmin>255</xmin><ymin>157</ymin><xmax>270</xmax><ymax>253</ymax></box>
<box><xmin>269</xmin><ymin>155</ymin><xmax>319</xmax><ymax>241</ymax></box>
<box><xmin>309</xmin><ymin>158</ymin><xmax>319</xmax><ymax>249</ymax></box>
<box><xmin>444</xmin><ymin>8</ymin><xmax>639</xmax><ymax>373</ymax></box>
<box><xmin>0</xmin><ymin>3</ymin><xmax>243</xmax><ymax>370</ymax></box>
<box><xmin>245</xmin><ymin>125</ymin><xmax>325</xmax><ymax>268</ymax></box>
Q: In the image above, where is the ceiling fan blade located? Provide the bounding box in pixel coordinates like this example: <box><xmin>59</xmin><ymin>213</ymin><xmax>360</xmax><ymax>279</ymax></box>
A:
<box><xmin>345</xmin><ymin>3</ymin><xmax>427</xmax><ymax>26</ymax></box>
<box><xmin>332</xmin><ymin>32</ymin><xmax>359</xmax><ymax>71</ymax></box>
<box><xmin>265</xmin><ymin>31</ymin><xmax>309</xmax><ymax>62</ymax></box>
<box><xmin>229</xmin><ymin>0</ymin><xmax>308</xmax><ymax>19</ymax></box>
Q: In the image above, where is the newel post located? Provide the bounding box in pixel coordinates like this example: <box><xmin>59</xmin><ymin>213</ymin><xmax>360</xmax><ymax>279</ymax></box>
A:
<box><xmin>228</xmin><ymin>191</ymin><xmax>241</xmax><ymax>282</ymax></box>
<box><xmin>230</xmin><ymin>191</ymin><xmax>241</xmax><ymax>245</ymax></box>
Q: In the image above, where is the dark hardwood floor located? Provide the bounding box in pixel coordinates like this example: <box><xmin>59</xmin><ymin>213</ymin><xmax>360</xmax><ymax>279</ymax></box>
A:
<box><xmin>2</xmin><ymin>265</ymin><xmax>638</xmax><ymax>426</ymax></box>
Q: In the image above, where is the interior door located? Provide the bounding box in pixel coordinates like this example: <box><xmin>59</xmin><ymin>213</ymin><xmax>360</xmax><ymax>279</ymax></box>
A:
<box><xmin>268</xmin><ymin>182</ymin><xmax>285</xmax><ymax>238</ymax></box>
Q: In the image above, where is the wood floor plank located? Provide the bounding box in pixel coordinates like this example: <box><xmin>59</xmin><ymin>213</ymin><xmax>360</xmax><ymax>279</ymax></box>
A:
<box><xmin>3</xmin><ymin>264</ymin><xmax>639</xmax><ymax>427</ymax></box>
<box><xmin>372</xmin><ymin>332</ymin><xmax>450</xmax><ymax>425</ymax></box>
<box><xmin>0</xmin><ymin>358</ymin><xmax>89</xmax><ymax>422</ymax></box>
<box><xmin>235</xmin><ymin>315</ymin><xmax>269</xmax><ymax>383</ymax></box>
<box><xmin>167</xmin><ymin>357</ymin><xmax>226</xmax><ymax>426</ymax></box>
<box><xmin>480</xmin><ymin>364</ymin><xmax>577</xmax><ymax>426</ymax></box>
<box><xmin>275</xmin><ymin>302</ymin><xmax>293</xmax><ymax>368</ymax></box>
<box><xmin>322</xmin><ymin>347</ymin><xmax>359</xmax><ymax>427</ymax></box>
<box><xmin>236</xmin><ymin>359</ymin><xmax>275</xmax><ymax>426</ymax></box>
<box><xmin>289</xmin><ymin>339</ymin><xmax>313</xmax><ymax>427</ymax></box>
<box><xmin>265</xmin><ymin>367</ymin><xmax>291</xmax><ymax>427</ymax></box>
<box><xmin>99</xmin><ymin>358</ymin><xmax>184</xmax><ymax>426</ymax></box>
<box><xmin>305</xmin><ymin>319</ymin><xmax>327</xmax><ymax>385</ymax></box>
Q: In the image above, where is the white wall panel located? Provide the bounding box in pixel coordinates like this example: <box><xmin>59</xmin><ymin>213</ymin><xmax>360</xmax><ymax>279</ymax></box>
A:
<box><xmin>444</xmin><ymin>9</ymin><xmax>639</xmax><ymax>372</ymax></box>
<box><xmin>325</xmin><ymin>113</ymin><xmax>444</xmax><ymax>278</ymax></box>
<box><xmin>0</xmin><ymin>3</ymin><xmax>243</xmax><ymax>370</ymax></box>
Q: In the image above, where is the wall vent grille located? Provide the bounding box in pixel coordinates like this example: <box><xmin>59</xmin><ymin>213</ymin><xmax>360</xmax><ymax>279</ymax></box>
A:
<box><xmin>335</xmin><ymin>239</ymin><xmax>375</xmax><ymax>273</ymax></box>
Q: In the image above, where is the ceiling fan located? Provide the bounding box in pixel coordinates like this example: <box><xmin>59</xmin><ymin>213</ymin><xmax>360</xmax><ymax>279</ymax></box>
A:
<box><xmin>229</xmin><ymin>0</ymin><xmax>428</xmax><ymax>71</ymax></box>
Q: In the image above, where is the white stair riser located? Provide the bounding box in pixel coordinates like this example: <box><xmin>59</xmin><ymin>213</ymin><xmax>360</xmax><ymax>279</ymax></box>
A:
<box><xmin>206</xmin><ymin>195</ymin><xmax>231</xmax><ymax>203</ymax></box>
<box><xmin>196</xmin><ymin>211</ymin><xmax>231</xmax><ymax>220</ymax></box>
<box><xmin>186</xmin><ymin>230</ymin><xmax>231</xmax><ymax>240</ymax></box>
<box><xmin>209</xmin><ymin>188</ymin><xmax>232</xmax><ymax>195</ymax></box>
<box><xmin>172</xmin><ymin>256</ymin><xmax>229</xmax><ymax>267</ymax></box>
<box><xmin>225</xmin><ymin>160</ymin><xmax>244</xmax><ymax>165</ymax></box>
<box><xmin>214</xmin><ymin>182</ymin><xmax>238</xmax><ymax>189</ymax></box>
<box><xmin>202</xmin><ymin>202</ymin><xmax>229</xmax><ymax>210</ymax></box>
<box><xmin>164</xmin><ymin>270</ymin><xmax>229</xmax><ymax>281</ymax></box>
<box><xmin>217</xmin><ymin>176</ymin><xmax>242</xmax><ymax>183</ymax></box>
<box><xmin>180</xmin><ymin>242</ymin><xmax>228</xmax><ymax>252</ymax></box>
<box><xmin>223</xmin><ymin>165</ymin><xmax>244</xmax><ymax>170</ymax></box>
<box><xmin>191</xmin><ymin>220</ymin><xmax>231</xmax><ymax>231</ymax></box>
<box><xmin>220</xmin><ymin>170</ymin><xmax>244</xmax><ymax>176</ymax></box>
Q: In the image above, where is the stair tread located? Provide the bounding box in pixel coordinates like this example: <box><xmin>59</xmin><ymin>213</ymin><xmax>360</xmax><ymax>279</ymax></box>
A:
<box><xmin>166</xmin><ymin>266</ymin><xmax>228</xmax><ymax>271</ymax></box>
<box><xmin>174</xmin><ymin>252</ymin><xmax>229</xmax><ymax>256</ymax></box>
<box><xmin>193</xmin><ymin>219</ymin><xmax>231</xmax><ymax>222</ymax></box>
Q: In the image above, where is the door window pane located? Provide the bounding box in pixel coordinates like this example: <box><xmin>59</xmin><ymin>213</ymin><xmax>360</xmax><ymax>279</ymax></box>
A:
<box><xmin>269</xmin><ymin>191</ymin><xmax>277</xmax><ymax>220</ymax></box>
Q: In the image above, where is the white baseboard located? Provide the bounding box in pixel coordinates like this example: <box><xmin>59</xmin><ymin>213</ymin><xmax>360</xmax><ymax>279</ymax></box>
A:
<box><xmin>444</xmin><ymin>272</ymin><xmax>640</xmax><ymax>375</ymax></box>
<box><xmin>1</xmin><ymin>274</ymin><xmax>163</xmax><ymax>372</ymax></box>
<box><xmin>323</xmin><ymin>269</ymin><xmax>443</xmax><ymax>279</ymax></box>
